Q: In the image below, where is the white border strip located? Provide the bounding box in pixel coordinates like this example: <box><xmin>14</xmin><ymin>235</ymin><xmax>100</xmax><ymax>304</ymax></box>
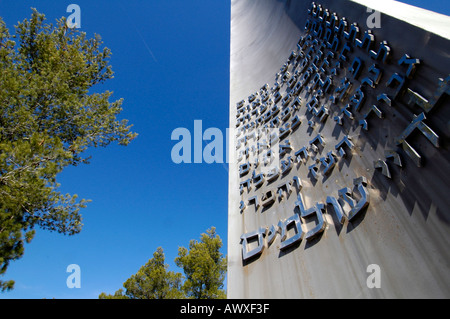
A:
<box><xmin>351</xmin><ymin>0</ymin><xmax>450</xmax><ymax>39</ymax></box>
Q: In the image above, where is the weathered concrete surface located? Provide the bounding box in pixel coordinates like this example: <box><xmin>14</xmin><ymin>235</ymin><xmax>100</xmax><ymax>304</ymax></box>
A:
<box><xmin>228</xmin><ymin>0</ymin><xmax>450</xmax><ymax>298</ymax></box>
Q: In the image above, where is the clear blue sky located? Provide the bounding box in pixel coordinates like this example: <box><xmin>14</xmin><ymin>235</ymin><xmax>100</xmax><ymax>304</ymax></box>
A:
<box><xmin>0</xmin><ymin>0</ymin><xmax>448</xmax><ymax>299</ymax></box>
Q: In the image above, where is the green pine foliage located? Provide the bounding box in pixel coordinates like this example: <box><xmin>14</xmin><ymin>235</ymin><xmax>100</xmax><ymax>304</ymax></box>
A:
<box><xmin>100</xmin><ymin>227</ymin><xmax>227</xmax><ymax>299</ymax></box>
<box><xmin>0</xmin><ymin>9</ymin><xmax>137</xmax><ymax>291</ymax></box>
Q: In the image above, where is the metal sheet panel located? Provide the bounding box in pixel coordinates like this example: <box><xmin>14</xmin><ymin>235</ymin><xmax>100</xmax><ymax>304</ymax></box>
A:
<box><xmin>228</xmin><ymin>0</ymin><xmax>450</xmax><ymax>298</ymax></box>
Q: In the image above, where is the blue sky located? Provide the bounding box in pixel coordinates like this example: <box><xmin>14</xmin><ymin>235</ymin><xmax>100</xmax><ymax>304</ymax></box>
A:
<box><xmin>0</xmin><ymin>0</ymin><xmax>448</xmax><ymax>299</ymax></box>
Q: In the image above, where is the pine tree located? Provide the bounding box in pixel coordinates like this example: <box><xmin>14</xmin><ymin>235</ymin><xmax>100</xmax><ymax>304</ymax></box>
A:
<box><xmin>175</xmin><ymin>227</ymin><xmax>227</xmax><ymax>299</ymax></box>
<box><xmin>99</xmin><ymin>247</ymin><xmax>184</xmax><ymax>299</ymax></box>
<box><xmin>99</xmin><ymin>228</ymin><xmax>227</xmax><ymax>299</ymax></box>
<box><xmin>0</xmin><ymin>9</ymin><xmax>137</xmax><ymax>291</ymax></box>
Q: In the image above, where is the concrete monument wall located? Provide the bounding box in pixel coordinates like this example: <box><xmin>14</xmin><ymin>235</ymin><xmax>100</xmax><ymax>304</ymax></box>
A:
<box><xmin>228</xmin><ymin>0</ymin><xmax>450</xmax><ymax>298</ymax></box>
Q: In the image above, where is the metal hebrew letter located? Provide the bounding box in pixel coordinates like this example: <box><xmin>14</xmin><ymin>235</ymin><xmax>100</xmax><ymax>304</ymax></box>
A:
<box><xmin>333</xmin><ymin>110</ymin><xmax>344</xmax><ymax>125</ymax></box>
<box><xmin>337</xmin><ymin>104</ymin><xmax>354</xmax><ymax>123</ymax></box>
<box><xmin>386</xmin><ymin>73</ymin><xmax>406</xmax><ymax>100</ymax></box>
<box><xmin>236</xmin><ymin>115</ymin><xmax>244</xmax><ymax>127</ymax></box>
<box><xmin>241</xmin><ymin>228</ymin><xmax>267</xmax><ymax>261</ymax></box>
<box><xmin>319</xmin><ymin>51</ymin><xmax>333</xmax><ymax>73</ymax></box>
<box><xmin>269</xmin><ymin>116</ymin><xmax>280</xmax><ymax>128</ymax></box>
<box><xmin>320</xmin><ymin>151</ymin><xmax>337</xmax><ymax>175</ymax></box>
<box><xmin>308</xmin><ymin>162</ymin><xmax>320</xmax><ymax>180</ymax></box>
<box><xmin>329</xmin><ymin>35</ymin><xmax>340</xmax><ymax>53</ymax></box>
<box><xmin>282</xmin><ymin>93</ymin><xmax>293</xmax><ymax>107</ymax></box>
<box><xmin>370</xmin><ymin>41</ymin><xmax>391</xmax><ymax>63</ymax></box>
<box><xmin>260</xmin><ymin>101</ymin><xmax>269</xmax><ymax>113</ymax></box>
<box><xmin>262</xmin><ymin>149</ymin><xmax>276</xmax><ymax>167</ymax></box>
<box><xmin>395</xmin><ymin>113</ymin><xmax>439</xmax><ymax>167</ymax></box>
<box><xmin>278</xmin><ymin>214</ymin><xmax>304</xmax><ymax>250</ymax></box>
<box><xmin>385</xmin><ymin>150</ymin><xmax>402</xmax><ymax>167</ymax></box>
<box><xmin>308</xmin><ymin>73</ymin><xmax>321</xmax><ymax>93</ymax></box>
<box><xmin>318</xmin><ymin>75</ymin><xmax>333</xmax><ymax>96</ymax></box>
<box><xmin>335</xmin><ymin>135</ymin><xmax>354</xmax><ymax>157</ymax></box>
<box><xmin>240</xmin><ymin>178</ymin><xmax>252</xmax><ymax>194</ymax></box>
<box><xmin>292</xmin><ymin>176</ymin><xmax>303</xmax><ymax>191</ymax></box>
<box><xmin>291</xmin><ymin>115</ymin><xmax>301</xmax><ymax>131</ymax></box>
<box><xmin>361</xmin><ymin>64</ymin><xmax>382</xmax><ymax>88</ymax></box>
<box><xmin>279</xmin><ymin>124</ymin><xmax>291</xmax><ymax>140</ymax></box>
<box><xmin>273</xmin><ymin>91</ymin><xmax>282</xmax><ymax>103</ymax></box>
<box><xmin>359</xmin><ymin>105</ymin><xmax>383</xmax><ymax>130</ymax></box>
<box><xmin>307</xmin><ymin>96</ymin><xmax>319</xmax><ymax>112</ymax></box>
<box><xmin>313</xmin><ymin>23</ymin><xmax>325</xmax><ymax>40</ymax></box>
<box><xmin>248</xmin><ymin>195</ymin><xmax>260</xmax><ymax>211</ymax></box>
<box><xmin>312</xmin><ymin>105</ymin><xmax>329</xmax><ymax>122</ymax></box>
<box><xmin>398</xmin><ymin>54</ymin><xmax>420</xmax><ymax>79</ymax></box>
<box><xmin>339</xmin><ymin>42</ymin><xmax>352</xmax><ymax>62</ymax></box>
<box><xmin>239</xmin><ymin>163</ymin><xmax>251</xmax><ymax>176</ymax></box>
<box><xmin>258</xmin><ymin>139</ymin><xmax>269</xmax><ymax>152</ymax></box>
<box><xmin>292</xmin><ymin>96</ymin><xmax>302</xmax><ymax>109</ymax></box>
<box><xmin>239</xmin><ymin>200</ymin><xmax>246</xmax><ymax>213</ymax></box>
<box><xmin>252</xmin><ymin>171</ymin><xmax>265</xmax><ymax>188</ymax></box>
<box><xmin>338</xmin><ymin>177</ymin><xmax>370</xmax><ymax>221</ymax></box>
<box><xmin>314</xmin><ymin>4</ymin><xmax>323</xmax><ymax>19</ymax></box>
<box><xmin>377</xmin><ymin>93</ymin><xmax>392</xmax><ymax>106</ymax></box>
<box><xmin>305</xmin><ymin>19</ymin><xmax>313</xmax><ymax>32</ymax></box>
<box><xmin>281</xmin><ymin>106</ymin><xmax>292</xmax><ymax>122</ymax></box>
<box><xmin>261</xmin><ymin>190</ymin><xmax>275</xmax><ymax>208</ymax></box>
<box><xmin>326</xmin><ymin>196</ymin><xmax>346</xmax><ymax>224</ymax></box>
<box><xmin>326</xmin><ymin>12</ymin><xmax>338</xmax><ymax>29</ymax></box>
<box><xmin>355</xmin><ymin>30</ymin><xmax>375</xmax><ymax>51</ymax></box>
<box><xmin>295</xmin><ymin>193</ymin><xmax>326</xmax><ymax>240</ymax></box>
<box><xmin>309</xmin><ymin>134</ymin><xmax>325</xmax><ymax>153</ymax></box>
<box><xmin>281</xmin><ymin>156</ymin><xmax>294</xmax><ymax>175</ymax></box>
<box><xmin>279</xmin><ymin>140</ymin><xmax>292</xmax><ymax>156</ymax></box>
<box><xmin>318</xmin><ymin>7</ymin><xmax>330</xmax><ymax>23</ymax></box>
<box><xmin>252</xmin><ymin>99</ymin><xmax>261</xmax><ymax>109</ymax></box>
<box><xmin>334</xmin><ymin>17</ymin><xmax>348</xmax><ymax>36</ymax></box>
<box><xmin>266</xmin><ymin>224</ymin><xmax>279</xmax><ymax>247</ymax></box>
<box><xmin>349</xmin><ymin>57</ymin><xmax>364</xmax><ymax>80</ymax></box>
<box><xmin>349</xmin><ymin>86</ymin><xmax>366</xmax><ymax>112</ymax></box>
<box><xmin>374</xmin><ymin>160</ymin><xmax>391</xmax><ymax>178</ymax></box>
<box><xmin>236</xmin><ymin>136</ymin><xmax>245</xmax><ymax>150</ymax></box>
<box><xmin>331</xmin><ymin>77</ymin><xmax>352</xmax><ymax>104</ymax></box>
<box><xmin>277</xmin><ymin>181</ymin><xmax>293</xmax><ymax>200</ymax></box>
<box><xmin>306</xmin><ymin>41</ymin><xmax>318</xmax><ymax>59</ymax></box>
<box><xmin>344</xmin><ymin>22</ymin><xmax>360</xmax><ymax>43</ymax></box>
<box><xmin>266</xmin><ymin>166</ymin><xmax>280</xmax><ymax>183</ymax></box>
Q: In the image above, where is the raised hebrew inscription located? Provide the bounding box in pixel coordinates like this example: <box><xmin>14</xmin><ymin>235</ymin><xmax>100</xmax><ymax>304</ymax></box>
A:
<box><xmin>235</xmin><ymin>2</ymin><xmax>448</xmax><ymax>262</ymax></box>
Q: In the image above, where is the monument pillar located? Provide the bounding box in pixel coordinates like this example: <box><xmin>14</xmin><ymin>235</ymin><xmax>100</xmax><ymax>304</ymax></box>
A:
<box><xmin>228</xmin><ymin>0</ymin><xmax>450</xmax><ymax>298</ymax></box>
